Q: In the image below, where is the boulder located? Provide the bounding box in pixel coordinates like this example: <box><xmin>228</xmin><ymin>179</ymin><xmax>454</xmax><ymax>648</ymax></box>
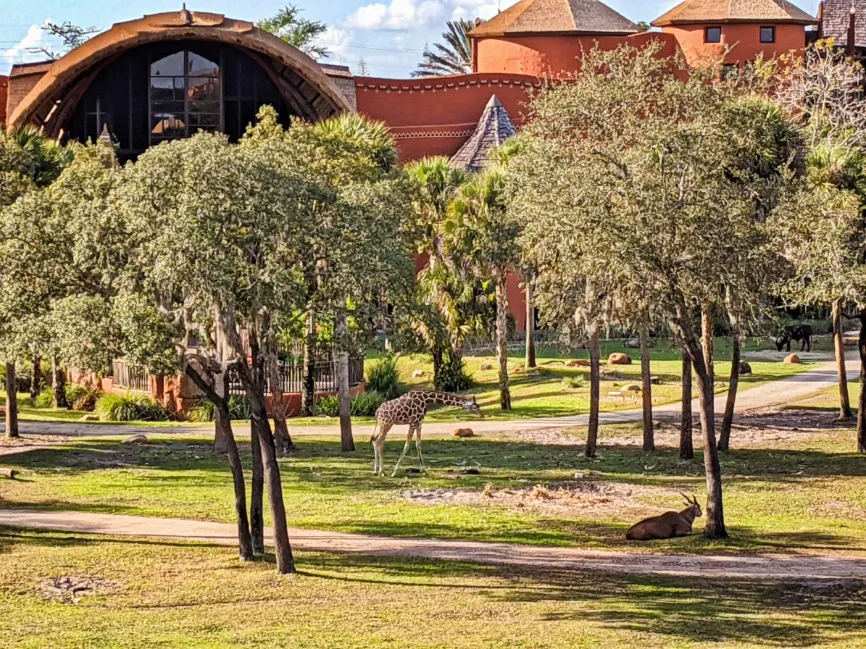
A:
<box><xmin>122</xmin><ymin>434</ymin><xmax>149</xmax><ymax>445</ymax></box>
<box><xmin>738</xmin><ymin>361</ymin><xmax>752</xmax><ymax>375</ymax></box>
<box><xmin>784</xmin><ymin>353</ymin><xmax>801</xmax><ymax>364</ymax></box>
<box><xmin>479</xmin><ymin>363</ymin><xmax>493</xmax><ymax>371</ymax></box>
<box><xmin>608</xmin><ymin>353</ymin><xmax>632</xmax><ymax>365</ymax></box>
<box><xmin>650</xmin><ymin>375</ymin><xmax>660</xmax><ymax>385</ymax></box>
<box><xmin>625</xmin><ymin>338</ymin><xmax>641</xmax><ymax>349</ymax></box>
<box><xmin>412</xmin><ymin>369</ymin><xmax>425</xmax><ymax>378</ymax></box>
<box><xmin>80</xmin><ymin>414</ymin><xmax>99</xmax><ymax>422</ymax></box>
<box><xmin>624</xmin><ymin>384</ymin><xmax>641</xmax><ymax>392</ymax></box>
<box><xmin>452</xmin><ymin>427</ymin><xmax>475</xmax><ymax>438</ymax></box>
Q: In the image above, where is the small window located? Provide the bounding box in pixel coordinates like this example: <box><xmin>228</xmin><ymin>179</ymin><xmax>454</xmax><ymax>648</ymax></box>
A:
<box><xmin>760</xmin><ymin>26</ymin><xmax>775</xmax><ymax>43</ymax></box>
<box><xmin>705</xmin><ymin>26</ymin><xmax>722</xmax><ymax>43</ymax></box>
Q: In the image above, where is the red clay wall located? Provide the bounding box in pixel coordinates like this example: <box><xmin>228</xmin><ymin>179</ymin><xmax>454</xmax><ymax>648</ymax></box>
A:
<box><xmin>0</xmin><ymin>76</ymin><xmax>8</xmax><ymax>126</ymax></box>
<box><xmin>473</xmin><ymin>31</ymin><xmax>681</xmax><ymax>77</ymax></box>
<box><xmin>661</xmin><ymin>23</ymin><xmax>807</xmax><ymax>67</ymax></box>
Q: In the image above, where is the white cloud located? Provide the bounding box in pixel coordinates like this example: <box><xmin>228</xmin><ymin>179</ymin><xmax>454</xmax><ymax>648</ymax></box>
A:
<box><xmin>1</xmin><ymin>23</ymin><xmax>49</xmax><ymax>68</ymax></box>
<box><xmin>314</xmin><ymin>26</ymin><xmax>354</xmax><ymax>59</ymax></box>
<box><xmin>345</xmin><ymin>0</ymin><xmax>446</xmax><ymax>30</ymax></box>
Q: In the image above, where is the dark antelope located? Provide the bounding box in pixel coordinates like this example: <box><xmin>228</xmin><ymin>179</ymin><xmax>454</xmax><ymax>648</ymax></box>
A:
<box><xmin>625</xmin><ymin>494</ymin><xmax>702</xmax><ymax>541</ymax></box>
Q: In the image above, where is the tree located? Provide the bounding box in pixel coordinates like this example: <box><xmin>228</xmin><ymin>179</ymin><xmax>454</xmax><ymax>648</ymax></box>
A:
<box><xmin>507</xmin><ymin>44</ymin><xmax>794</xmax><ymax>538</ymax></box>
<box><xmin>412</xmin><ymin>19</ymin><xmax>473</xmax><ymax>77</ymax></box>
<box><xmin>28</xmin><ymin>21</ymin><xmax>98</xmax><ymax>60</ymax></box>
<box><xmin>445</xmin><ymin>168</ymin><xmax>521</xmax><ymax>409</ymax></box>
<box><xmin>257</xmin><ymin>5</ymin><xmax>329</xmax><ymax>59</ymax></box>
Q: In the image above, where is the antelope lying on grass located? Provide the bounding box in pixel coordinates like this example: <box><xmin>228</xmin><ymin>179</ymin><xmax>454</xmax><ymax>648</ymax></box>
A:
<box><xmin>625</xmin><ymin>494</ymin><xmax>702</xmax><ymax>541</ymax></box>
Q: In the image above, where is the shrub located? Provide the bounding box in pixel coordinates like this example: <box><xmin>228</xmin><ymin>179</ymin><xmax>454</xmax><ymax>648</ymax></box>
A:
<box><xmin>436</xmin><ymin>355</ymin><xmax>473</xmax><ymax>392</ymax></box>
<box><xmin>66</xmin><ymin>384</ymin><xmax>102</xmax><ymax>411</ymax></box>
<box><xmin>95</xmin><ymin>392</ymin><xmax>171</xmax><ymax>422</ymax></box>
<box><xmin>33</xmin><ymin>387</ymin><xmax>55</xmax><ymax>409</ymax></box>
<box><xmin>561</xmin><ymin>376</ymin><xmax>584</xmax><ymax>390</ymax></box>
<box><xmin>315</xmin><ymin>391</ymin><xmax>385</xmax><ymax>417</ymax></box>
<box><xmin>187</xmin><ymin>395</ymin><xmax>252</xmax><ymax>422</ymax></box>
<box><xmin>366</xmin><ymin>355</ymin><xmax>401</xmax><ymax>399</ymax></box>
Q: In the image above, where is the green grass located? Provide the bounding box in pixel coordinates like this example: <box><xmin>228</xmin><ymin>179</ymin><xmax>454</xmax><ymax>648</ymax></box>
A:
<box><xmin>3</xmin><ymin>414</ymin><xmax>865</xmax><ymax>555</ymax></box>
<box><xmin>1</xmin><ymin>338</ymin><xmax>812</xmax><ymax>427</ymax></box>
<box><xmin>2</xmin><ymin>528</ymin><xmax>864</xmax><ymax>648</ymax></box>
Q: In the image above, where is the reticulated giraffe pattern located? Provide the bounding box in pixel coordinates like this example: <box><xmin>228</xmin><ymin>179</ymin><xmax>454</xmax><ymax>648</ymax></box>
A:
<box><xmin>371</xmin><ymin>390</ymin><xmax>483</xmax><ymax>476</ymax></box>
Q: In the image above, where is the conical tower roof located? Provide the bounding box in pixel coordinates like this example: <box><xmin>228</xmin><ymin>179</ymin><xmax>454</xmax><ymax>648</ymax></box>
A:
<box><xmin>470</xmin><ymin>0</ymin><xmax>639</xmax><ymax>36</ymax></box>
<box><xmin>652</xmin><ymin>0</ymin><xmax>816</xmax><ymax>26</ymax></box>
<box><xmin>451</xmin><ymin>95</ymin><xmax>517</xmax><ymax>173</ymax></box>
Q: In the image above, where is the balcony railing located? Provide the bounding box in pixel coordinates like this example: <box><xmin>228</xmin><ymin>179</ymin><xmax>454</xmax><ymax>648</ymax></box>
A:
<box><xmin>111</xmin><ymin>359</ymin><xmax>150</xmax><ymax>392</ymax></box>
<box><xmin>227</xmin><ymin>357</ymin><xmax>364</xmax><ymax>396</ymax></box>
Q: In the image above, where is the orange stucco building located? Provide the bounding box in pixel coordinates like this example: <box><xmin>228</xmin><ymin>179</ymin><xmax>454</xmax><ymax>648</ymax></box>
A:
<box><xmin>1</xmin><ymin>0</ymin><xmax>818</xmax><ymax>340</ymax></box>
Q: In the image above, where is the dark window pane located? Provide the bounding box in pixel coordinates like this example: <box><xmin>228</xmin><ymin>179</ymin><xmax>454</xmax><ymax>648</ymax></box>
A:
<box><xmin>190</xmin><ymin>113</ymin><xmax>220</xmax><ymax>131</ymax></box>
<box><xmin>760</xmin><ymin>26</ymin><xmax>775</xmax><ymax>43</ymax></box>
<box><xmin>150</xmin><ymin>77</ymin><xmax>173</xmax><ymax>101</ymax></box>
<box><xmin>225</xmin><ymin>101</ymin><xmax>240</xmax><ymax>140</ymax></box>
<box><xmin>188</xmin><ymin>77</ymin><xmax>220</xmax><ymax>102</ymax></box>
<box><xmin>151</xmin><ymin>51</ymin><xmax>184</xmax><ymax>77</ymax></box>
<box><xmin>705</xmin><ymin>27</ymin><xmax>721</xmax><ymax>43</ymax></box>
<box><xmin>224</xmin><ymin>59</ymin><xmax>239</xmax><ymax>98</ymax></box>
<box><xmin>151</xmin><ymin>100</ymin><xmax>184</xmax><ymax>114</ymax></box>
<box><xmin>190</xmin><ymin>100</ymin><xmax>220</xmax><ymax>114</ymax></box>
<box><xmin>188</xmin><ymin>52</ymin><xmax>219</xmax><ymax>77</ymax></box>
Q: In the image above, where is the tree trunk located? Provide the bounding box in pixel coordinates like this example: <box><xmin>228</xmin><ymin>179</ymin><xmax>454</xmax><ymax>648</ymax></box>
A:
<box><xmin>639</xmin><ymin>316</ymin><xmax>654</xmax><ymax>452</ymax></box>
<box><xmin>30</xmin><ymin>355</ymin><xmax>41</xmax><ymax>400</ymax></box>
<box><xmin>585</xmin><ymin>329</ymin><xmax>600</xmax><ymax>458</ymax></box>
<box><xmin>5</xmin><ymin>362</ymin><xmax>19</xmax><ymax>439</ymax></box>
<box><xmin>266</xmin><ymin>351</ymin><xmax>294</xmax><ymax>455</ymax></box>
<box><xmin>431</xmin><ymin>337</ymin><xmax>444</xmax><ymax>390</ymax></box>
<box><xmin>701</xmin><ymin>302</ymin><xmax>714</xmax><ymax>383</ymax></box>
<box><xmin>51</xmin><ymin>356</ymin><xmax>68</xmax><ymax>409</ymax></box>
<box><xmin>212</xmin><ymin>366</ymin><xmax>230</xmax><ymax>455</ymax></box>
<box><xmin>834</xmin><ymin>299</ymin><xmax>853</xmax><ymax>420</ymax></box>
<box><xmin>525</xmin><ymin>279</ymin><xmax>536</xmax><ymax>369</ymax></box>
<box><xmin>335</xmin><ymin>312</ymin><xmax>354</xmax><ymax>452</ymax></box>
<box><xmin>858</xmin><ymin>312</ymin><xmax>866</xmax><ymax>454</ymax></box>
<box><xmin>718</xmin><ymin>323</ymin><xmax>740</xmax><ymax>452</ymax></box>
<box><xmin>495</xmin><ymin>272</ymin><xmax>512</xmax><ymax>410</ymax></box>
<box><xmin>249</xmin><ymin>420</ymin><xmax>265</xmax><ymax>555</ymax></box>
<box><xmin>680</xmin><ymin>347</ymin><xmax>693</xmax><ymax>460</ymax></box>
<box><xmin>302</xmin><ymin>306</ymin><xmax>316</xmax><ymax>417</ymax></box>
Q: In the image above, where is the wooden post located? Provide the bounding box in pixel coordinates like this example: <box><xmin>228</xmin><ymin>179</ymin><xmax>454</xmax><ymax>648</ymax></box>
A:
<box><xmin>848</xmin><ymin>8</ymin><xmax>856</xmax><ymax>57</ymax></box>
<box><xmin>5</xmin><ymin>362</ymin><xmax>19</xmax><ymax>439</ymax></box>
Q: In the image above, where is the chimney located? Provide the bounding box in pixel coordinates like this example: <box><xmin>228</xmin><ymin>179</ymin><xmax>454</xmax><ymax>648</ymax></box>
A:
<box><xmin>848</xmin><ymin>6</ymin><xmax>856</xmax><ymax>56</ymax></box>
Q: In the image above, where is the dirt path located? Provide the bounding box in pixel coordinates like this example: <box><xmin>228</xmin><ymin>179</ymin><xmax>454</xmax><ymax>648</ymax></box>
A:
<box><xmin>2</xmin><ymin>509</ymin><xmax>865</xmax><ymax>581</ymax></box>
<box><xmin>1</xmin><ymin>358</ymin><xmax>857</xmax><ymax>439</ymax></box>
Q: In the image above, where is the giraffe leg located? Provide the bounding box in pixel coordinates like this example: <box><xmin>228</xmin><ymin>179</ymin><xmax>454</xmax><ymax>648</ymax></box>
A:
<box><xmin>391</xmin><ymin>427</ymin><xmax>414</xmax><ymax>477</ymax></box>
<box><xmin>372</xmin><ymin>422</ymin><xmax>391</xmax><ymax>476</ymax></box>
<box><xmin>414</xmin><ymin>425</ymin><xmax>426</xmax><ymax>472</ymax></box>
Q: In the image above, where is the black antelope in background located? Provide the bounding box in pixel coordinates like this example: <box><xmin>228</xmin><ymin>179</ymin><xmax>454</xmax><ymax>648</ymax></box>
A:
<box><xmin>625</xmin><ymin>494</ymin><xmax>703</xmax><ymax>541</ymax></box>
<box><xmin>775</xmin><ymin>324</ymin><xmax>813</xmax><ymax>352</ymax></box>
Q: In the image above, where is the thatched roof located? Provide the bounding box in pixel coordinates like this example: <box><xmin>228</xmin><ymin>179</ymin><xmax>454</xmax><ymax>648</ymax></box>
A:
<box><xmin>652</xmin><ymin>0</ymin><xmax>816</xmax><ymax>26</ymax></box>
<box><xmin>451</xmin><ymin>95</ymin><xmax>517</xmax><ymax>172</ymax></box>
<box><xmin>821</xmin><ymin>0</ymin><xmax>866</xmax><ymax>47</ymax></box>
<box><xmin>470</xmin><ymin>0</ymin><xmax>639</xmax><ymax>36</ymax></box>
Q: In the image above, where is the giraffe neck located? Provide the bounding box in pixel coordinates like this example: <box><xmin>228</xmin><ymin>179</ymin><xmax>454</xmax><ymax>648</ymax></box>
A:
<box><xmin>419</xmin><ymin>391</ymin><xmax>469</xmax><ymax>407</ymax></box>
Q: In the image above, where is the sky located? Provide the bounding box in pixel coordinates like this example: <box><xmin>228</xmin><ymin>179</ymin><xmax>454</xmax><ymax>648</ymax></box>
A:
<box><xmin>1</xmin><ymin>0</ymin><xmax>821</xmax><ymax>78</ymax></box>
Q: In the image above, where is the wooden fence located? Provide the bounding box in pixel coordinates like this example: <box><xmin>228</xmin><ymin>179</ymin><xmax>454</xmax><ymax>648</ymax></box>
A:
<box><xmin>227</xmin><ymin>357</ymin><xmax>364</xmax><ymax>395</ymax></box>
<box><xmin>110</xmin><ymin>359</ymin><xmax>150</xmax><ymax>392</ymax></box>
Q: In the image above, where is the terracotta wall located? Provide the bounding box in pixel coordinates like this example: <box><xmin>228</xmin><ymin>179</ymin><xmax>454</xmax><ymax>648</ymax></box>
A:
<box><xmin>473</xmin><ymin>31</ymin><xmax>681</xmax><ymax>77</ymax></box>
<box><xmin>355</xmin><ymin>73</ymin><xmax>538</xmax><ymax>161</ymax></box>
<box><xmin>5</xmin><ymin>64</ymin><xmax>50</xmax><ymax>123</ymax></box>
<box><xmin>661</xmin><ymin>23</ymin><xmax>807</xmax><ymax>67</ymax></box>
<box><xmin>0</xmin><ymin>76</ymin><xmax>7</xmax><ymax>126</ymax></box>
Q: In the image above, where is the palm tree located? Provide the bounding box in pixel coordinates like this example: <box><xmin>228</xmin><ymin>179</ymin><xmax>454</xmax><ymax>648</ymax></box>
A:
<box><xmin>257</xmin><ymin>5</ymin><xmax>329</xmax><ymax>59</ymax></box>
<box><xmin>412</xmin><ymin>19</ymin><xmax>473</xmax><ymax>77</ymax></box>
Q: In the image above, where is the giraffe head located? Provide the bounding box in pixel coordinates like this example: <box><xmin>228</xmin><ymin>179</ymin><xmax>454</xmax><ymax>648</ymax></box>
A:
<box><xmin>462</xmin><ymin>396</ymin><xmax>483</xmax><ymax>418</ymax></box>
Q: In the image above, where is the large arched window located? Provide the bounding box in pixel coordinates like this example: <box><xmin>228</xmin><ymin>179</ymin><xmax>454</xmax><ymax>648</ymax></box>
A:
<box><xmin>66</xmin><ymin>40</ymin><xmax>291</xmax><ymax>160</ymax></box>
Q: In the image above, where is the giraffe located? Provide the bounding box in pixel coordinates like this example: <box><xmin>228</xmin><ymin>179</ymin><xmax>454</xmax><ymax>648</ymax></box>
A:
<box><xmin>371</xmin><ymin>390</ymin><xmax>483</xmax><ymax>476</ymax></box>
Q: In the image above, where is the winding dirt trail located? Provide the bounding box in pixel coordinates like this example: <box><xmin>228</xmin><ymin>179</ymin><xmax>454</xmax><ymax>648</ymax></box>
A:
<box><xmin>2</xmin><ymin>509</ymin><xmax>865</xmax><ymax>581</ymax></box>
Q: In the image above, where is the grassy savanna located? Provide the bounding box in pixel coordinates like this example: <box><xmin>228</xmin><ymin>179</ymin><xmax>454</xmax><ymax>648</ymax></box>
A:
<box><xmin>2</xmin><ymin>529</ymin><xmax>864</xmax><ymax>649</ymax></box>
<box><xmin>1</xmin><ymin>338</ymin><xmax>811</xmax><ymax>427</ymax></box>
<box><xmin>3</xmin><ymin>414</ymin><xmax>865</xmax><ymax>555</ymax></box>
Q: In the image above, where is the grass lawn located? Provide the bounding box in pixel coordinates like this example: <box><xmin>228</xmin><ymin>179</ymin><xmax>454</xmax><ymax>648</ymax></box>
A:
<box><xmin>3</xmin><ymin>413</ymin><xmax>865</xmax><ymax>555</ymax></box>
<box><xmin>2</xmin><ymin>528</ymin><xmax>864</xmax><ymax>648</ymax></box>
<box><xmin>1</xmin><ymin>338</ymin><xmax>812</xmax><ymax>427</ymax></box>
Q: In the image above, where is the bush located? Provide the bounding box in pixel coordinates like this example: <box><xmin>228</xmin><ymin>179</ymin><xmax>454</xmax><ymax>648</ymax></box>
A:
<box><xmin>95</xmin><ymin>392</ymin><xmax>171</xmax><ymax>422</ymax></box>
<box><xmin>33</xmin><ymin>387</ymin><xmax>55</xmax><ymax>409</ymax></box>
<box><xmin>366</xmin><ymin>355</ymin><xmax>401</xmax><ymax>399</ymax></box>
<box><xmin>436</xmin><ymin>355</ymin><xmax>473</xmax><ymax>392</ymax></box>
<box><xmin>315</xmin><ymin>390</ymin><xmax>385</xmax><ymax>417</ymax></box>
<box><xmin>561</xmin><ymin>376</ymin><xmax>584</xmax><ymax>390</ymax></box>
<box><xmin>66</xmin><ymin>384</ymin><xmax>102</xmax><ymax>411</ymax></box>
<box><xmin>187</xmin><ymin>395</ymin><xmax>252</xmax><ymax>422</ymax></box>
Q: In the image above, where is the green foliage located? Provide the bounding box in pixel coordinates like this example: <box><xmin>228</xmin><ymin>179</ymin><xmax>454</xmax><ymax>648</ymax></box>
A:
<box><xmin>365</xmin><ymin>354</ymin><xmax>401</xmax><ymax>399</ymax></box>
<box><xmin>315</xmin><ymin>394</ymin><xmax>339</xmax><ymax>417</ymax></box>
<box><xmin>187</xmin><ymin>395</ymin><xmax>252</xmax><ymax>422</ymax></box>
<box><xmin>33</xmin><ymin>388</ymin><xmax>54</xmax><ymax>409</ymax></box>
<box><xmin>94</xmin><ymin>392</ymin><xmax>171</xmax><ymax>422</ymax></box>
<box><xmin>256</xmin><ymin>5</ymin><xmax>329</xmax><ymax>59</ymax></box>
<box><xmin>561</xmin><ymin>376</ymin><xmax>584</xmax><ymax>390</ymax></box>
<box><xmin>316</xmin><ymin>390</ymin><xmax>385</xmax><ymax>417</ymax></box>
<box><xmin>413</xmin><ymin>19</ymin><xmax>473</xmax><ymax>77</ymax></box>
<box><xmin>437</xmin><ymin>353</ymin><xmax>472</xmax><ymax>392</ymax></box>
<box><xmin>66</xmin><ymin>384</ymin><xmax>102</xmax><ymax>411</ymax></box>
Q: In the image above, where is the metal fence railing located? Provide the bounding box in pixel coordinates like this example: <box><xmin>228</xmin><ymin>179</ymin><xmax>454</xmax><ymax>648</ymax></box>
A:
<box><xmin>111</xmin><ymin>359</ymin><xmax>150</xmax><ymax>392</ymax></box>
<box><xmin>227</xmin><ymin>357</ymin><xmax>365</xmax><ymax>396</ymax></box>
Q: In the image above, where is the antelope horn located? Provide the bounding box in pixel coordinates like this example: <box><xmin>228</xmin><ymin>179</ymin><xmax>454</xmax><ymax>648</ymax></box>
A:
<box><xmin>692</xmin><ymin>494</ymin><xmax>700</xmax><ymax>505</ymax></box>
<box><xmin>679</xmin><ymin>492</ymin><xmax>691</xmax><ymax>503</ymax></box>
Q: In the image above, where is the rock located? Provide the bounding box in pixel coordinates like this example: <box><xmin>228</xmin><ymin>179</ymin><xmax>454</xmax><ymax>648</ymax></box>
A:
<box><xmin>608</xmin><ymin>353</ymin><xmax>632</xmax><ymax>365</ymax></box>
<box><xmin>122</xmin><ymin>434</ymin><xmax>149</xmax><ymax>445</ymax></box>
<box><xmin>80</xmin><ymin>414</ymin><xmax>99</xmax><ymax>422</ymax></box>
<box><xmin>512</xmin><ymin>366</ymin><xmax>523</xmax><ymax>374</ymax></box>
<box><xmin>0</xmin><ymin>468</ymin><xmax>16</xmax><ymax>479</ymax></box>
<box><xmin>738</xmin><ymin>361</ymin><xmax>752</xmax><ymax>375</ymax></box>
<box><xmin>412</xmin><ymin>369</ymin><xmax>425</xmax><ymax>378</ymax></box>
<box><xmin>452</xmin><ymin>427</ymin><xmax>476</xmax><ymax>438</ymax></box>
<box><xmin>624</xmin><ymin>384</ymin><xmax>641</xmax><ymax>392</ymax></box>
<box><xmin>479</xmin><ymin>363</ymin><xmax>493</xmax><ymax>371</ymax></box>
<box><xmin>783</xmin><ymin>353</ymin><xmax>801</xmax><ymax>364</ymax></box>
<box><xmin>566</xmin><ymin>359</ymin><xmax>590</xmax><ymax>367</ymax></box>
<box><xmin>650</xmin><ymin>375</ymin><xmax>660</xmax><ymax>385</ymax></box>
<box><xmin>625</xmin><ymin>338</ymin><xmax>641</xmax><ymax>349</ymax></box>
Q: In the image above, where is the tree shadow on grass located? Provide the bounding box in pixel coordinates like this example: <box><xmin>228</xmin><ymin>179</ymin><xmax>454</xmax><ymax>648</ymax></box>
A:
<box><xmin>299</xmin><ymin>552</ymin><xmax>866</xmax><ymax>648</ymax></box>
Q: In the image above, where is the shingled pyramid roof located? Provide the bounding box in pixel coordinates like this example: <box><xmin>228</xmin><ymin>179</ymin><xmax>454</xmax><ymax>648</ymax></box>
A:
<box><xmin>451</xmin><ymin>95</ymin><xmax>517</xmax><ymax>173</ymax></box>
<box><xmin>470</xmin><ymin>0</ymin><xmax>639</xmax><ymax>36</ymax></box>
<box><xmin>652</xmin><ymin>0</ymin><xmax>816</xmax><ymax>26</ymax></box>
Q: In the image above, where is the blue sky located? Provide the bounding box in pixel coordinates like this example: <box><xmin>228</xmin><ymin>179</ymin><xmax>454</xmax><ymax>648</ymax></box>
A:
<box><xmin>1</xmin><ymin>0</ymin><xmax>820</xmax><ymax>78</ymax></box>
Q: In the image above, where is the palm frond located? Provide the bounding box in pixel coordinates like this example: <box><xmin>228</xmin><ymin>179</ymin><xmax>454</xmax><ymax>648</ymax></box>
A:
<box><xmin>412</xmin><ymin>19</ymin><xmax>473</xmax><ymax>77</ymax></box>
